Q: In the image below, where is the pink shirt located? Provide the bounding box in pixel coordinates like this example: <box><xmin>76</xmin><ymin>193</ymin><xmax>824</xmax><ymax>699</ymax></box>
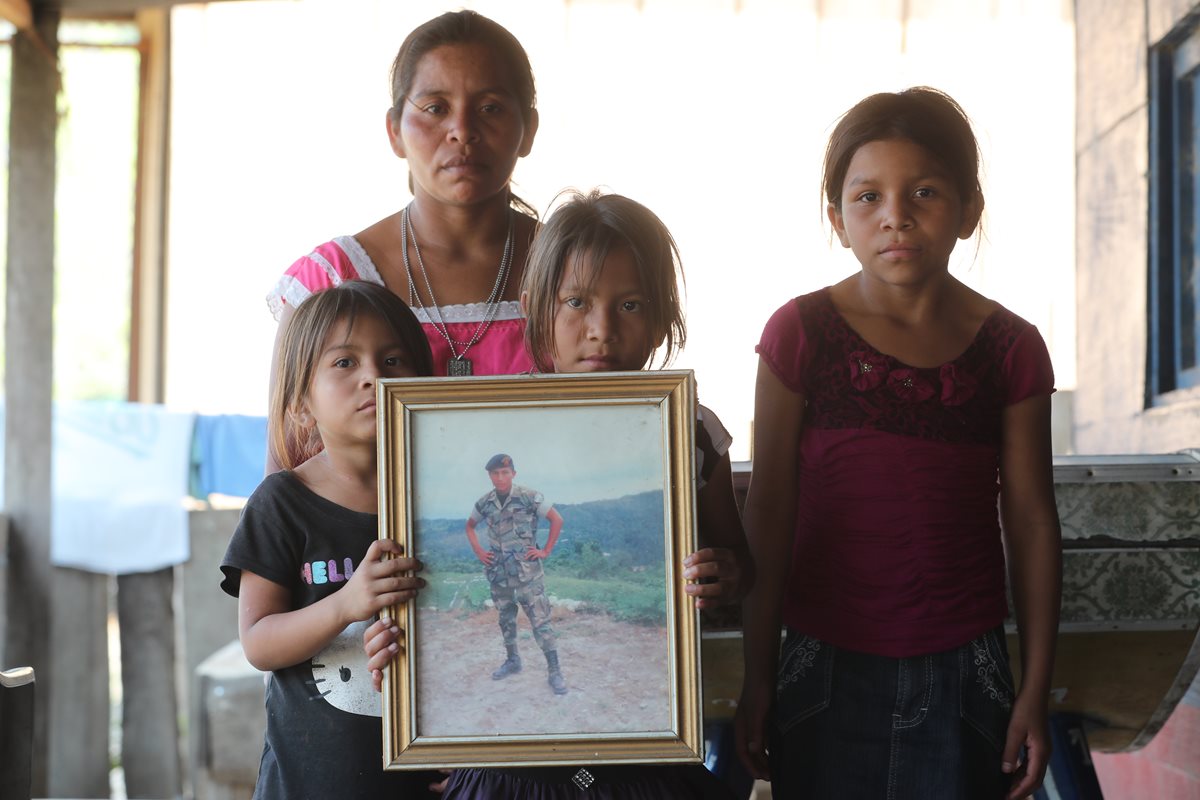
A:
<box><xmin>268</xmin><ymin>236</ymin><xmax>534</xmax><ymax>377</ymax></box>
<box><xmin>757</xmin><ymin>289</ymin><xmax>1055</xmax><ymax>657</ymax></box>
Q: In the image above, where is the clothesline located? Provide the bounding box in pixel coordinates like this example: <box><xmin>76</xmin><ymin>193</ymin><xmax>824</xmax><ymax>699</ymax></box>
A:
<box><xmin>0</xmin><ymin>402</ymin><xmax>267</xmax><ymax>575</ymax></box>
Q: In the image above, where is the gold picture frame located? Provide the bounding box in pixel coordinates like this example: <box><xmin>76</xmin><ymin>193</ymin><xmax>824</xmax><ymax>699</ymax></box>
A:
<box><xmin>377</xmin><ymin>370</ymin><xmax>702</xmax><ymax>770</ymax></box>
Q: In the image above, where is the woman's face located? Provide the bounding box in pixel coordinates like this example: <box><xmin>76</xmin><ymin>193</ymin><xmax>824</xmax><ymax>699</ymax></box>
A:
<box><xmin>388</xmin><ymin>42</ymin><xmax>538</xmax><ymax>209</ymax></box>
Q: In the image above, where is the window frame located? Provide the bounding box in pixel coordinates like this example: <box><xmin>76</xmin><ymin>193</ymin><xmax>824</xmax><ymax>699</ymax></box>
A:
<box><xmin>1149</xmin><ymin>21</ymin><xmax>1200</xmax><ymax>402</ymax></box>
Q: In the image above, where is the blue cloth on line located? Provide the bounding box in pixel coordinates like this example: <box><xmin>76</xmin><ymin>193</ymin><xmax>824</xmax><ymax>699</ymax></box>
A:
<box><xmin>192</xmin><ymin>414</ymin><xmax>267</xmax><ymax>499</ymax></box>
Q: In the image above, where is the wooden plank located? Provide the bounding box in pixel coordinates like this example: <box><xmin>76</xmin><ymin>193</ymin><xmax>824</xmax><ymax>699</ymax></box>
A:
<box><xmin>129</xmin><ymin>6</ymin><xmax>169</xmax><ymax>404</ymax></box>
<box><xmin>46</xmin><ymin>569</ymin><xmax>109</xmax><ymax>798</ymax></box>
<box><xmin>56</xmin><ymin>0</ymin><xmax>241</xmax><ymax>12</ymax></box>
<box><xmin>118</xmin><ymin>569</ymin><xmax>182</xmax><ymax>798</ymax></box>
<box><xmin>4</xmin><ymin>7</ymin><xmax>59</xmax><ymax>797</ymax></box>
<box><xmin>119</xmin><ymin>13</ymin><xmax>182</xmax><ymax>787</ymax></box>
<box><xmin>1010</xmin><ymin>629</ymin><xmax>1200</xmax><ymax>752</ymax></box>
<box><xmin>7</xmin><ymin>7</ymin><xmax>113</xmax><ymax>795</ymax></box>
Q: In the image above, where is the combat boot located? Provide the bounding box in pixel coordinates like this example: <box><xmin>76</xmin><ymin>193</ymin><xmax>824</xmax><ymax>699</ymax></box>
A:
<box><xmin>545</xmin><ymin>650</ymin><xmax>567</xmax><ymax>695</ymax></box>
<box><xmin>491</xmin><ymin>645</ymin><xmax>522</xmax><ymax>680</ymax></box>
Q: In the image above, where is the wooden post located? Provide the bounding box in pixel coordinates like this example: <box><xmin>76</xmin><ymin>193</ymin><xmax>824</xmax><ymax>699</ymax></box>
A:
<box><xmin>130</xmin><ymin>7</ymin><xmax>170</xmax><ymax>405</ymax></box>
<box><xmin>119</xmin><ymin>11</ymin><xmax>185</xmax><ymax>798</ymax></box>
<box><xmin>5</xmin><ymin>8</ymin><xmax>59</xmax><ymax>796</ymax></box>
<box><xmin>46</xmin><ymin>569</ymin><xmax>109</xmax><ymax>798</ymax></box>
<box><xmin>118</xmin><ymin>569</ymin><xmax>182</xmax><ymax>798</ymax></box>
<box><xmin>5</xmin><ymin>7</ymin><xmax>110</xmax><ymax>797</ymax></box>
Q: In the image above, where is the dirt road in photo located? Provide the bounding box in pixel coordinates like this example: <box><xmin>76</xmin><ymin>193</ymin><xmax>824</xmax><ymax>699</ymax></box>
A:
<box><xmin>415</xmin><ymin>608</ymin><xmax>671</xmax><ymax>737</ymax></box>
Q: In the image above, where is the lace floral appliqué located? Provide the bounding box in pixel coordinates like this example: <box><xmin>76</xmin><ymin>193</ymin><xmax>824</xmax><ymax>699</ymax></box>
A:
<box><xmin>777</xmin><ymin>636</ymin><xmax>822</xmax><ymax>692</ymax></box>
<box><xmin>800</xmin><ymin>291</ymin><xmax>1021</xmax><ymax>443</ymax></box>
<box><xmin>848</xmin><ymin>353</ymin><xmax>970</xmax><ymax>406</ymax></box>
<box><xmin>939</xmin><ymin>362</ymin><xmax>979</xmax><ymax>406</ymax></box>
<box><xmin>849</xmin><ymin>351</ymin><xmax>888</xmax><ymax>391</ymax></box>
<box><xmin>887</xmin><ymin>368</ymin><xmax>936</xmax><ymax>402</ymax></box>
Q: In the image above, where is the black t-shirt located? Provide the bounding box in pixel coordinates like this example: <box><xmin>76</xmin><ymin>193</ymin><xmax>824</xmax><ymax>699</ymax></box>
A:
<box><xmin>220</xmin><ymin>471</ymin><xmax>436</xmax><ymax>800</ymax></box>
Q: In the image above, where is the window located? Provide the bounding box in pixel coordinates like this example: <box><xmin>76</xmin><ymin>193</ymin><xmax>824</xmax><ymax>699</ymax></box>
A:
<box><xmin>1149</xmin><ymin>22</ymin><xmax>1200</xmax><ymax>398</ymax></box>
<box><xmin>54</xmin><ymin>20</ymin><xmax>140</xmax><ymax>401</ymax></box>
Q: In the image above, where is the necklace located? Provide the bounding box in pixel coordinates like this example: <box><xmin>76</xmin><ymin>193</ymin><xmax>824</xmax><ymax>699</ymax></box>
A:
<box><xmin>400</xmin><ymin>205</ymin><xmax>514</xmax><ymax>376</ymax></box>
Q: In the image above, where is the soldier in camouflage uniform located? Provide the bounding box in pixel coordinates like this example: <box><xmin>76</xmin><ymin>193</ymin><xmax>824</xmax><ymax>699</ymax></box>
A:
<box><xmin>465</xmin><ymin>453</ymin><xmax>568</xmax><ymax>695</ymax></box>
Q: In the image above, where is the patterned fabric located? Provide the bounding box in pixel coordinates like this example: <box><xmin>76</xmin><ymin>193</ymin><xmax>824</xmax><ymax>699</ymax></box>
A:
<box><xmin>768</xmin><ymin>289</ymin><xmax>1053</xmax><ymax>444</ymax></box>
<box><xmin>267</xmin><ymin>236</ymin><xmax>534</xmax><ymax>377</ymax></box>
<box><xmin>757</xmin><ymin>288</ymin><xmax>1055</xmax><ymax>657</ymax></box>
<box><xmin>777</xmin><ymin>634</ymin><xmax>823</xmax><ymax>692</ymax></box>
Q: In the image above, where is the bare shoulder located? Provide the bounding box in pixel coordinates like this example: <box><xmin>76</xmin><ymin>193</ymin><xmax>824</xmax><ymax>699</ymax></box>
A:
<box><xmin>355</xmin><ymin>212</ymin><xmax>404</xmax><ymax>254</ymax></box>
<box><xmin>355</xmin><ymin>213</ymin><xmax>406</xmax><ymax>289</ymax></box>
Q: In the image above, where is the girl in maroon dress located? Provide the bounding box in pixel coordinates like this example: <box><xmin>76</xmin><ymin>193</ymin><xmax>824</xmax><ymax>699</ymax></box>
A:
<box><xmin>736</xmin><ymin>87</ymin><xmax>1061</xmax><ymax>800</ymax></box>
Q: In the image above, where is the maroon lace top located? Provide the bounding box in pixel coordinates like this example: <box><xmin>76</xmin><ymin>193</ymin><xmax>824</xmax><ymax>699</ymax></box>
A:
<box><xmin>757</xmin><ymin>288</ymin><xmax>1055</xmax><ymax>657</ymax></box>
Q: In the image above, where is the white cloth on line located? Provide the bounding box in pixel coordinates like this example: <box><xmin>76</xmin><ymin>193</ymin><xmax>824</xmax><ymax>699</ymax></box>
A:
<box><xmin>50</xmin><ymin>401</ymin><xmax>196</xmax><ymax>574</ymax></box>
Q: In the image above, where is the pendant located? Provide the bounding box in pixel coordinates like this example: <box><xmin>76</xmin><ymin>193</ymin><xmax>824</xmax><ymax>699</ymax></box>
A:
<box><xmin>448</xmin><ymin>356</ymin><xmax>473</xmax><ymax>376</ymax></box>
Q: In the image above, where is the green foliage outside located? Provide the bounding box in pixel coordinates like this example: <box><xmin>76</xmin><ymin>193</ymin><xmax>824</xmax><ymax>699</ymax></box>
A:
<box><xmin>415</xmin><ymin>490</ymin><xmax>671</xmax><ymax>626</ymax></box>
<box><xmin>418</xmin><ymin>566</ymin><xmax>668</xmax><ymax>627</ymax></box>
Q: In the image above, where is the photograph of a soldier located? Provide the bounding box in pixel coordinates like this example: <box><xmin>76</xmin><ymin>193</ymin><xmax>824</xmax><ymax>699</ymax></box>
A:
<box><xmin>465</xmin><ymin>452</ymin><xmax>568</xmax><ymax>696</ymax></box>
<box><xmin>406</xmin><ymin>402</ymin><xmax>675</xmax><ymax>740</ymax></box>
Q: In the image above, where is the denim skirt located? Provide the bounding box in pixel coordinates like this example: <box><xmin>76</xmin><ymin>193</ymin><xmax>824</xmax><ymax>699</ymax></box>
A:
<box><xmin>767</xmin><ymin>626</ymin><xmax>1015</xmax><ymax>800</ymax></box>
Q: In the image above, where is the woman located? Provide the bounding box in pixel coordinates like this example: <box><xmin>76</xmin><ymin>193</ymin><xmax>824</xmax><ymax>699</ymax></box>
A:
<box><xmin>266</xmin><ymin>10</ymin><xmax>540</xmax><ymax>469</ymax></box>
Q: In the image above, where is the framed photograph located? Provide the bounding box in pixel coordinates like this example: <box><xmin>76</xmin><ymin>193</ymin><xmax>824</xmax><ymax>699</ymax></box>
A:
<box><xmin>378</xmin><ymin>370</ymin><xmax>703</xmax><ymax>769</ymax></box>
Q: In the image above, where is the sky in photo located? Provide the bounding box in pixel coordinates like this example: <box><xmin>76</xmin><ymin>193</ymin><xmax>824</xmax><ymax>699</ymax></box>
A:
<box><xmin>409</xmin><ymin>399</ymin><xmax>666</xmax><ymax>519</ymax></box>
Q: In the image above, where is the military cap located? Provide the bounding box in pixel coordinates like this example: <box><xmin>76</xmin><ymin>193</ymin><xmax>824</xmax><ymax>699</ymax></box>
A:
<box><xmin>485</xmin><ymin>453</ymin><xmax>515</xmax><ymax>471</ymax></box>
